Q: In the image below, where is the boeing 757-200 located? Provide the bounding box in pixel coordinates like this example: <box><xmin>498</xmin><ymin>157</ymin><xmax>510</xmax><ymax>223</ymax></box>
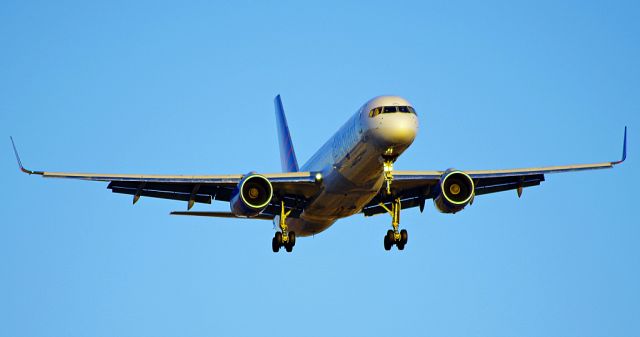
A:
<box><xmin>11</xmin><ymin>95</ymin><xmax>627</xmax><ymax>252</ymax></box>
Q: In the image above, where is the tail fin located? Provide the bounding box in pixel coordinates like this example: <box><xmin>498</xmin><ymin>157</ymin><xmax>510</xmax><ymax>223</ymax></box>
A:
<box><xmin>274</xmin><ymin>95</ymin><xmax>299</xmax><ymax>172</ymax></box>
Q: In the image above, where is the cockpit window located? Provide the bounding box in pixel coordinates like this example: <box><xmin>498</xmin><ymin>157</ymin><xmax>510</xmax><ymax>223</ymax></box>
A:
<box><xmin>368</xmin><ymin>105</ymin><xmax>417</xmax><ymax>117</ymax></box>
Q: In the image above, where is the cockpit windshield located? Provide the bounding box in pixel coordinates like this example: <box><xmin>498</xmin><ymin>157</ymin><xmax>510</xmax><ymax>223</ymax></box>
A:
<box><xmin>369</xmin><ymin>106</ymin><xmax>416</xmax><ymax>117</ymax></box>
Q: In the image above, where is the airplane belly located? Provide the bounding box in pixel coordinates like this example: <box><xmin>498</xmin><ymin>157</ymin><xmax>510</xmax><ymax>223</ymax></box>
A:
<box><xmin>285</xmin><ymin>218</ymin><xmax>334</xmax><ymax>237</ymax></box>
<box><xmin>295</xmin><ymin>139</ymin><xmax>385</xmax><ymax>236</ymax></box>
<box><xmin>286</xmin><ymin>187</ymin><xmax>378</xmax><ymax>237</ymax></box>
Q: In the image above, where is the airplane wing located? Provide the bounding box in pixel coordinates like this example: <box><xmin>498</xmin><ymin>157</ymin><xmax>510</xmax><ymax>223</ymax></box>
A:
<box><xmin>10</xmin><ymin>138</ymin><xmax>321</xmax><ymax>217</ymax></box>
<box><xmin>363</xmin><ymin>127</ymin><xmax>627</xmax><ymax>216</ymax></box>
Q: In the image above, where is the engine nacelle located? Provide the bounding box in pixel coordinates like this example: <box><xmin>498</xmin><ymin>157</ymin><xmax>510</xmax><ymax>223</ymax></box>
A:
<box><xmin>433</xmin><ymin>169</ymin><xmax>475</xmax><ymax>214</ymax></box>
<box><xmin>230</xmin><ymin>173</ymin><xmax>273</xmax><ymax>217</ymax></box>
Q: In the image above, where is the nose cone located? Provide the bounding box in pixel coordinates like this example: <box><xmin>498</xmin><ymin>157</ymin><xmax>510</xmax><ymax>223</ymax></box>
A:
<box><xmin>369</xmin><ymin>113</ymin><xmax>418</xmax><ymax>148</ymax></box>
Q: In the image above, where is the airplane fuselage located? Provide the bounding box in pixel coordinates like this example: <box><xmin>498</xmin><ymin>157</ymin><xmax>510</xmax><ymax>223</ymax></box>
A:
<box><xmin>284</xmin><ymin>96</ymin><xmax>419</xmax><ymax>236</ymax></box>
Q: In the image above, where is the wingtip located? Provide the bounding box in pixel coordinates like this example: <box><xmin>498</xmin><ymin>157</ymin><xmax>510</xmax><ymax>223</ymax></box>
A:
<box><xmin>10</xmin><ymin>136</ymin><xmax>26</xmax><ymax>173</ymax></box>
<box><xmin>613</xmin><ymin>126</ymin><xmax>627</xmax><ymax>165</ymax></box>
<box><xmin>9</xmin><ymin>137</ymin><xmax>39</xmax><ymax>175</ymax></box>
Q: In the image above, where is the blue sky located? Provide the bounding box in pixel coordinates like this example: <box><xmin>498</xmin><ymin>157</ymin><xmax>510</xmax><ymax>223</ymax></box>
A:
<box><xmin>1</xmin><ymin>1</ymin><xmax>638</xmax><ymax>336</ymax></box>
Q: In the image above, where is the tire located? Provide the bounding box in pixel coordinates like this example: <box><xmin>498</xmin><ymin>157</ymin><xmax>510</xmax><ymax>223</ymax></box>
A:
<box><xmin>285</xmin><ymin>243</ymin><xmax>293</xmax><ymax>253</ymax></box>
<box><xmin>275</xmin><ymin>231</ymin><xmax>283</xmax><ymax>246</ymax></box>
<box><xmin>386</xmin><ymin>230</ymin><xmax>395</xmax><ymax>245</ymax></box>
<box><xmin>384</xmin><ymin>235</ymin><xmax>392</xmax><ymax>251</ymax></box>
<box><xmin>400</xmin><ymin>229</ymin><xmax>408</xmax><ymax>245</ymax></box>
<box><xmin>272</xmin><ymin>237</ymin><xmax>279</xmax><ymax>252</ymax></box>
<box><xmin>289</xmin><ymin>231</ymin><xmax>296</xmax><ymax>247</ymax></box>
<box><xmin>397</xmin><ymin>242</ymin><xmax>405</xmax><ymax>250</ymax></box>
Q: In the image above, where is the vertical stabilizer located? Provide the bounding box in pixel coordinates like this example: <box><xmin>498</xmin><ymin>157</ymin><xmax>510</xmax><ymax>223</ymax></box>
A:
<box><xmin>274</xmin><ymin>95</ymin><xmax>299</xmax><ymax>172</ymax></box>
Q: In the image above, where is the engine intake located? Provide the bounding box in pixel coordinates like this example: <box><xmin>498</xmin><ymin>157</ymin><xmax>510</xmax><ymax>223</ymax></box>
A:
<box><xmin>434</xmin><ymin>170</ymin><xmax>475</xmax><ymax>213</ymax></box>
<box><xmin>230</xmin><ymin>173</ymin><xmax>273</xmax><ymax>217</ymax></box>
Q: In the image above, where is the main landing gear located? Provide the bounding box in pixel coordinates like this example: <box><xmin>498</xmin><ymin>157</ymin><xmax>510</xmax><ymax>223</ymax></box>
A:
<box><xmin>380</xmin><ymin>197</ymin><xmax>408</xmax><ymax>251</ymax></box>
<box><xmin>272</xmin><ymin>200</ymin><xmax>296</xmax><ymax>253</ymax></box>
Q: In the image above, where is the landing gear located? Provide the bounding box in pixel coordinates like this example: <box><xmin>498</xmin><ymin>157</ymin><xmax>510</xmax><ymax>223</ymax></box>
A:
<box><xmin>272</xmin><ymin>200</ymin><xmax>296</xmax><ymax>253</ymax></box>
<box><xmin>380</xmin><ymin>197</ymin><xmax>408</xmax><ymax>251</ymax></box>
<box><xmin>383</xmin><ymin>158</ymin><xmax>394</xmax><ymax>195</ymax></box>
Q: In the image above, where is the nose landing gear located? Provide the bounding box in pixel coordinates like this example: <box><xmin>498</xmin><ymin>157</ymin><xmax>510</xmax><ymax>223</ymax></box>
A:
<box><xmin>380</xmin><ymin>197</ymin><xmax>408</xmax><ymax>251</ymax></box>
<box><xmin>272</xmin><ymin>200</ymin><xmax>296</xmax><ymax>253</ymax></box>
<box><xmin>383</xmin><ymin>159</ymin><xmax>394</xmax><ymax>195</ymax></box>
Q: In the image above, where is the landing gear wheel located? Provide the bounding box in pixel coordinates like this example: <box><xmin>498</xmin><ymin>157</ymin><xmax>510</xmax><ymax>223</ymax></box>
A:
<box><xmin>289</xmin><ymin>231</ymin><xmax>296</xmax><ymax>247</ymax></box>
<box><xmin>284</xmin><ymin>242</ymin><xmax>293</xmax><ymax>252</ymax></box>
<box><xmin>384</xmin><ymin>235</ymin><xmax>392</xmax><ymax>251</ymax></box>
<box><xmin>397</xmin><ymin>229</ymin><xmax>408</xmax><ymax>250</ymax></box>
<box><xmin>400</xmin><ymin>229</ymin><xmax>408</xmax><ymax>245</ymax></box>
<box><xmin>272</xmin><ymin>237</ymin><xmax>279</xmax><ymax>253</ymax></box>
<box><xmin>386</xmin><ymin>230</ymin><xmax>395</xmax><ymax>247</ymax></box>
<box><xmin>275</xmin><ymin>232</ymin><xmax>283</xmax><ymax>246</ymax></box>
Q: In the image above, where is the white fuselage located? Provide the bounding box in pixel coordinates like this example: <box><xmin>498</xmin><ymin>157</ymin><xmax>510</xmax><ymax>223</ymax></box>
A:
<box><xmin>282</xmin><ymin>96</ymin><xmax>419</xmax><ymax>236</ymax></box>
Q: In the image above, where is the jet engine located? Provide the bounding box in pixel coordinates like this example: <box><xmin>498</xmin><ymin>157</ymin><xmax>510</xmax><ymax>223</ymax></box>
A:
<box><xmin>230</xmin><ymin>173</ymin><xmax>273</xmax><ymax>217</ymax></box>
<box><xmin>434</xmin><ymin>169</ymin><xmax>475</xmax><ymax>214</ymax></box>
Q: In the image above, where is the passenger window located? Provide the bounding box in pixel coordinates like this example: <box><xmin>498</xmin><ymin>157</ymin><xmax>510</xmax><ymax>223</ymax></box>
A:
<box><xmin>369</xmin><ymin>107</ymin><xmax>381</xmax><ymax>117</ymax></box>
<box><xmin>383</xmin><ymin>106</ymin><xmax>397</xmax><ymax>113</ymax></box>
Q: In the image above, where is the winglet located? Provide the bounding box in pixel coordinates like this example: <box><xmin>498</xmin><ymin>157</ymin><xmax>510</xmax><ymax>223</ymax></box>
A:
<box><xmin>612</xmin><ymin>126</ymin><xmax>627</xmax><ymax>165</ymax></box>
<box><xmin>9</xmin><ymin>137</ymin><xmax>42</xmax><ymax>175</ymax></box>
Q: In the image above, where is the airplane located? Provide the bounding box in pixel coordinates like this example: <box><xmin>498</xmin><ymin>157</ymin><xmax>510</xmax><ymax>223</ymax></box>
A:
<box><xmin>11</xmin><ymin>95</ymin><xmax>627</xmax><ymax>253</ymax></box>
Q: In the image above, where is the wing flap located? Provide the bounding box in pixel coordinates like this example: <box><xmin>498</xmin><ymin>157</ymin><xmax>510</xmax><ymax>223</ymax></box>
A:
<box><xmin>110</xmin><ymin>186</ymin><xmax>213</xmax><ymax>204</ymax></box>
<box><xmin>474</xmin><ymin>175</ymin><xmax>544</xmax><ymax>196</ymax></box>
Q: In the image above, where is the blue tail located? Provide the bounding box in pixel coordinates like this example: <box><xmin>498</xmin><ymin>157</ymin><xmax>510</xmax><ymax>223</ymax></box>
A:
<box><xmin>274</xmin><ymin>95</ymin><xmax>299</xmax><ymax>172</ymax></box>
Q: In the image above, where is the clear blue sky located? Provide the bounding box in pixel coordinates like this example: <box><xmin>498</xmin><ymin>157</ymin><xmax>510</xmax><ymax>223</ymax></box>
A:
<box><xmin>1</xmin><ymin>1</ymin><xmax>638</xmax><ymax>336</ymax></box>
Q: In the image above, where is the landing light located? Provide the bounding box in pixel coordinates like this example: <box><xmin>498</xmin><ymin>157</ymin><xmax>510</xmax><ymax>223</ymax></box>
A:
<box><xmin>315</xmin><ymin>172</ymin><xmax>323</xmax><ymax>182</ymax></box>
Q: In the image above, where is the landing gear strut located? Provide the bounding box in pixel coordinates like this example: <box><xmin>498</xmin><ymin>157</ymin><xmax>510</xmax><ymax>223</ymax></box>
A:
<box><xmin>383</xmin><ymin>159</ymin><xmax>394</xmax><ymax>195</ymax></box>
<box><xmin>272</xmin><ymin>200</ymin><xmax>296</xmax><ymax>253</ymax></box>
<box><xmin>380</xmin><ymin>197</ymin><xmax>408</xmax><ymax>251</ymax></box>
